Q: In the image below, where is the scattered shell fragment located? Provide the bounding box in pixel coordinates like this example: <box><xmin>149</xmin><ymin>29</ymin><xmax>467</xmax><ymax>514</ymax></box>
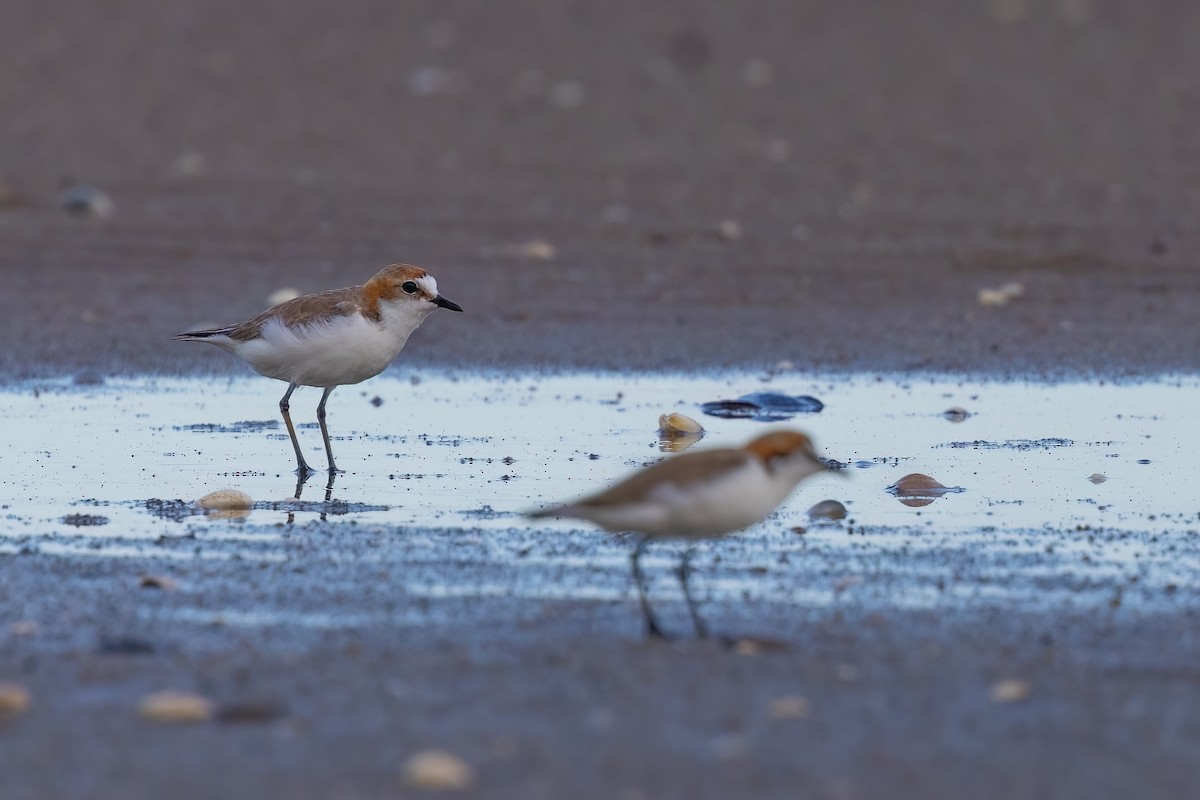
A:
<box><xmin>807</xmin><ymin>499</ymin><xmax>847</xmax><ymax>522</ymax></box>
<box><xmin>977</xmin><ymin>282</ymin><xmax>1025</xmax><ymax>306</ymax></box>
<box><xmin>139</xmin><ymin>574</ymin><xmax>179</xmax><ymax>591</ymax></box>
<box><xmin>402</xmin><ymin>750</ymin><xmax>475</xmax><ymax>790</ymax></box>
<box><xmin>991</xmin><ymin>679</ymin><xmax>1032</xmax><ymax>704</ymax></box>
<box><xmin>768</xmin><ymin>695</ymin><xmax>811</xmax><ymax>719</ymax></box>
<box><xmin>268</xmin><ymin>287</ymin><xmax>302</xmax><ymax>306</ymax></box>
<box><xmin>943</xmin><ymin>407</ymin><xmax>970</xmax><ymax>422</ymax></box>
<box><xmin>886</xmin><ymin>473</ymin><xmax>964</xmax><ymax>507</ymax></box>
<box><xmin>58</xmin><ymin>184</ymin><xmax>115</xmax><ymax>218</ymax></box>
<box><xmin>715</xmin><ymin>219</ymin><xmax>744</xmax><ymax>241</ymax></box>
<box><xmin>1088</xmin><ymin>473</ymin><xmax>1107</xmax><ymax>484</ymax></box>
<box><xmin>507</xmin><ymin>239</ymin><xmax>557</xmax><ymax>260</ymax></box>
<box><xmin>138</xmin><ymin>690</ymin><xmax>213</xmax><ymax>724</ymax></box>
<box><xmin>0</xmin><ymin>683</ymin><xmax>31</xmax><ymax>716</ymax></box>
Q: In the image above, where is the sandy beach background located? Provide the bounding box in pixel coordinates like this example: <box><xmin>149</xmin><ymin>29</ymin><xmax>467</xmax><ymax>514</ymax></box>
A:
<box><xmin>1</xmin><ymin>2</ymin><xmax>1198</xmax><ymax>798</ymax></box>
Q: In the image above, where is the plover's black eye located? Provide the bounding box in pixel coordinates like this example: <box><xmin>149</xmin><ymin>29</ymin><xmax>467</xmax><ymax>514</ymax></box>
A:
<box><xmin>401</xmin><ymin>281</ymin><xmax>418</xmax><ymax>294</ymax></box>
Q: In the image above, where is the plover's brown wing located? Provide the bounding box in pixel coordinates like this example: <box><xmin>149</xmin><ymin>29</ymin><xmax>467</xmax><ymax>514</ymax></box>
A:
<box><xmin>528</xmin><ymin>449</ymin><xmax>753</xmax><ymax>519</ymax></box>
<box><xmin>181</xmin><ymin>286</ymin><xmax>365</xmax><ymax>342</ymax></box>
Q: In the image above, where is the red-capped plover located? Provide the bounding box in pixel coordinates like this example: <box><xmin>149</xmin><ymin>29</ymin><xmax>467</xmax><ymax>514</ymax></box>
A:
<box><xmin>175</xmin><ymin>264</ymin><xmax>462</xmax><ymax>476</ymax></box>
<box><xmin>530</xmin><ymin>430</ymin><xmax>832</xmax><ymax>639</ymax></box>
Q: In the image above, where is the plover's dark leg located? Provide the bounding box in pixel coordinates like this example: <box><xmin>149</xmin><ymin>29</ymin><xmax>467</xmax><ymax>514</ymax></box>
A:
<box><xmin>279</xmin><ymin>382</ymin><xmax>314</xmax><ymax>476</ymax></box>
<box><xmin>631</xmin><ymin>537</ymin><xmax>668</xmax><ymax>639</ymax></box>
<box><xmin>315</xmin><ymin>386</ymin><xmax>341</xmax><ymax>474</ymax></box>
<box><xmin>678</xmin><ymin>547</ymin><xmax>709</xmax><ymax>639</ymax></box>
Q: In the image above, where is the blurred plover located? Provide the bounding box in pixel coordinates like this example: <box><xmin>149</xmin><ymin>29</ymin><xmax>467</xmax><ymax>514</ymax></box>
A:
<box><xmin>175</xmin><ymin>264</ymin><xmax>462</xmax><ymax>475</ymax></box>
<box><xmin>530</xmin><ymin>430</ymin><xmax>832</xmax><ymax>638</ymax></box>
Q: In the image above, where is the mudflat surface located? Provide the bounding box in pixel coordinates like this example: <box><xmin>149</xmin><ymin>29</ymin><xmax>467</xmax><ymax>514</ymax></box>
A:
<box><xmin>2</xmin><ymin>2</ymin><xmax>1200</xmax><ymax>799</ymax></box>
<box><xmin>1</xmin><ymin>0</ymin><xmax>1198</xmax><ymax>378</ymax></box>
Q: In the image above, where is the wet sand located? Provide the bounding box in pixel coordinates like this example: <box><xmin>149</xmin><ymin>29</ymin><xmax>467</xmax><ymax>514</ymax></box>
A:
<box><xmin>2</xmin><ymin>2</ymin><xmax>1200</xmax><ymax>798</ymax></box>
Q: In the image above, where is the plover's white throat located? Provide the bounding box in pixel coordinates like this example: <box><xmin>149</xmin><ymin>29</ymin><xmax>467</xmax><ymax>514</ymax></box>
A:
<box><xmin>175</xmin><ymin>264</ymin><xmax>462</xmax><ymax>476</ymax></box>
<box><xmin>530</xmin><ymin>430</ymin><xmax>832</xmax><ymax>638</ymax></box>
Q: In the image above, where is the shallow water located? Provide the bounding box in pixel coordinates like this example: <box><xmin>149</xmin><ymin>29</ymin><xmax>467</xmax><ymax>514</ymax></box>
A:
<box><xmin>2</xmin><ymin>372</ymin><xmax>1197</xmax><ymax>628</ymax></box>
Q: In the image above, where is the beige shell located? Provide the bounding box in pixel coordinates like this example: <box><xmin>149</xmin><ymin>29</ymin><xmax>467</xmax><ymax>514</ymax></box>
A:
<box><xmin>402</xmin><ymin>750</ymin><xmax>476</xmax><ymax>790</ymax></box>
<box><xmin>197</xmin><ymin>489</ymin><xmax>253</xmax><ymax>519</ymax></box>
<box><xmin>138</xmin><ymin>690</ymin><xmax>213</xmax><ymax>724</ymax></box>
<box><xmin>658</xmin><ymin>412</ymin><xmax>704</xmax><ymax>436</ymax></box>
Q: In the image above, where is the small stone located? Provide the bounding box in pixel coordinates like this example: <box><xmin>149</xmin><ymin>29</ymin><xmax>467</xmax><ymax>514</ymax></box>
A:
<box><xmin>268</xmin><ymin>287</ymin><xmax>302</xmax><ymax>306</ymax></box>
<box><xmin>1088</xmin><ymin>473</ymin><xmax>1107</xmax><ymax>484</ymax></box>
<box><xmin>943</xmin><ymin>407</ymin><xmax>970</xmax><ymax>423</ymax></box>
<box><xmin>370</xmin><ymin>396</ymin><xmax>384</xmax><ymax>407</ymax></box>
<box><xmin>807</xmin><ymin>499</ymin><xmax>847</xmax><ymax>522</ymax></box>
<box><xmin>58</xmin><ymin>184</ymin><xmax>115</xmax><ymax>218</ymax></box>
<box><xmin>402</xmin><ymin>750</ymin><xmax>475</xmax><ymax>790</ymax></box>
<box><xmin>887</xmin><ymin>473</ymin><xmax>963</xmax><ymax>507</ymax></box>
<box><xmin>138</xmin><ymin>690</ymin><xmax>213</xmax><ymax>724</ymax></box>
<box><xmin>991</xmin><ymin>679</ymin><xmax>1032</xmax><ymax>704</ymax></box>
<box><xmin>139</xmin><ymin>574</ymin><xmax>179</xmax><ymax>591</ymax></box>
<box><xmin>0</xmin><ymin>683</ymin><xmax>31</xmax><ymax>716</ymax></box>
<box><xmin>768</xmin><ymin>695</ymin><xmax>811</xmax><ymax>719</ymax></box>
<box><xmin>217</xmin><ymin>700</ymin><xmax>287</xmax><ymax>724</ymax></box>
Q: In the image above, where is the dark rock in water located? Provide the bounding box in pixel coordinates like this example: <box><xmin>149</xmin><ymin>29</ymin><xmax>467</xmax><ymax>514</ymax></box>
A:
<box><xmin>699</xmin><ymin>400</ymin><xmax>760</xmax><ymax>419</ymax></box>
<box><xmin>217</xmin><ymin>701</ymin><xmax>287</xmax><ymax>724</ymax></box>
<box><xmin>701</xmin><ymin>392</ymin><xmax>823</xmax><ymax>421</ymax></box>
<box><xmin>98</xmin><ymin>636</ymin><xmax>155</xmax><ymax>655</ymax></box>
<box><xmin>739</xmin><ymin>392</ymin><xmax>824</xmax><ymax>414</ymax></box>
<box><xmin>61</xmin><ymin>513</ymin><xmax>109</xmax><ymax>527</ymax></box>
<box><xmin>144</xmin><ymin>498</ymin><xmax>195</xmax><ymax>522</ymax></box>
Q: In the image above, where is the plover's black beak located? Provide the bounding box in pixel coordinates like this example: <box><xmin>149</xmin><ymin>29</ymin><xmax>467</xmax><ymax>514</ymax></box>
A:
<box><xmin>433</xmin><ymin>295</ymin><xmax>463</xmax><ymax>312</ymax></box>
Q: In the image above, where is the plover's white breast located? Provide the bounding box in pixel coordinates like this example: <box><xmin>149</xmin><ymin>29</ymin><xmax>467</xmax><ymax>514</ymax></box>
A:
<box><xmin>576</xmin><ymin>456</ymin><xmax>780</xmax><ymax>539</ymax></box>
<box><xmin>234</xmin><ymin>312</ymin><xmax>407</xmax><ymax>387</ymax></box>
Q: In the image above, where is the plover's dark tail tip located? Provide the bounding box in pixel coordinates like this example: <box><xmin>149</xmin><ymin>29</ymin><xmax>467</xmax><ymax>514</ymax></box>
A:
<box><xmin>173</xmin><ymin>327</ymin><xmax>234</xmax><ymax>341</ymax></box>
